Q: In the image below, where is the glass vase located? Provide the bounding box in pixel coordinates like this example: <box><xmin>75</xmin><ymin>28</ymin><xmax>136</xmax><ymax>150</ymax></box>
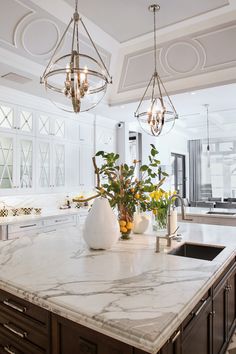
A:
<box><xmin>153</xmin><ymin>207</ymin><xmax>168</xmax><ymax>234</ymax></box>
<box><xmin>118</xmin><ymin>204</ymin><xmax>134</xmax><ymax>240</ymax></box>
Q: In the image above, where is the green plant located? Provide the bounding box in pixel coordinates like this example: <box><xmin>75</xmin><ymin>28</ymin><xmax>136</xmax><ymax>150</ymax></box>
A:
<box><xmin>93</xmin><ymin>144</ymin><xmax>167</xmax><ymax>213</ymax></box>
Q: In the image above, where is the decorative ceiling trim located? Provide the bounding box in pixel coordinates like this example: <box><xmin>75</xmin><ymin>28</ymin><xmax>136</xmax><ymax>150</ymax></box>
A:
<box><xmin>118</xmin><ymin>21</ymin><xmax>236</xmax><ymax>94</ymax></box>
<box><xmin>21</xmin><ymin>18</ymin><xmax>59</xmax><ymax>56</ymax></box>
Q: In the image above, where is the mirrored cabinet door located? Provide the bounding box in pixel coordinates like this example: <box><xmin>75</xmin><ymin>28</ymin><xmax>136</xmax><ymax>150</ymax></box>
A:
<box><xmin>38</xmin><ymin>140</ymin><xmax>51</xmax><ymax>189</ymax></box>
<box><xmin>54</xmin><ymin>143</ymin><xmax>65</xmax><ymax>188</ymax></box>
<box><xmin>38</xmin><ymin>114</ymin><xmax>51</xmax><ymax>137</ymax></box>
<box><xmin>54</xmin><ymin>118</ymin><xmax>65</xmax><ymax>139</ymax></box>
<box><xmin>18</xmin><ymin>138</ymin><xmax>34</xmax><ymax>190</ymax></box>
<box><xmin>0</xmin><ymin>103</ymin><xmax>15</xmax><ymax>132</ymax></box>
<box><xmin>0</xmin><ymin>134</ymin><xmax>16</xmax><ymax>190</ymax></box>
<box><xmin>18</xmin><ymin>109</ymin><xmax>34</xmax><ymax>135</ymax></box>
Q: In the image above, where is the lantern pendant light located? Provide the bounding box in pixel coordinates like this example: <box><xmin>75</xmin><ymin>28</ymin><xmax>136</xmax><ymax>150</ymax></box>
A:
<box><xmin>134</xmin><ymin>4</ymin><xmax>178</xmax><ymax>136</ymax></box>
<box><xmin>40</xmin><ymin>0</ymin><xmax>112</xmax><ymax>114</ymax></box>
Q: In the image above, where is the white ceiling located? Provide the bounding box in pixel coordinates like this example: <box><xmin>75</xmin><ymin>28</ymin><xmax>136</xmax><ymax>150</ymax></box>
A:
<box><xmin>0</xmin><ymin>0</ymin><xmax>236</xmax><ymax>141</ymax></box>
<box><xmin>65</xmin><ymin>0</ymin><xmax>229</xmax><ymax>43</ymax></box>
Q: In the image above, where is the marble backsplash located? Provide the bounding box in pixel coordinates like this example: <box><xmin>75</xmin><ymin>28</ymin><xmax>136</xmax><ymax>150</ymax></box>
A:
<box><xmin>0</xmin><ymin>191</ymin><xmax>94</xmax><ymax>211</ymax></box>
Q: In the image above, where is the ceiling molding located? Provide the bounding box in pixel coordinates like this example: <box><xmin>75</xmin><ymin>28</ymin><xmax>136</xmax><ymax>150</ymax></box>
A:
<box><xmin>117</xmin><ymin>21</ymin><xmax>236</xmax><ymax>97</ymax></box>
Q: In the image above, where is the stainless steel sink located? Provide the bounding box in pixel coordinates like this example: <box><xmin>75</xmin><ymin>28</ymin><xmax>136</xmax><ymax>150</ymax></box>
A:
<box><xmin>168</xmin><ymin>243</ymin><xmax>225</xmax><ymax>261</ymax></box>
<box><xmin>206</xmin><ymin>211</ymin><xmax>236</xmax><ymax>216</ymax></box>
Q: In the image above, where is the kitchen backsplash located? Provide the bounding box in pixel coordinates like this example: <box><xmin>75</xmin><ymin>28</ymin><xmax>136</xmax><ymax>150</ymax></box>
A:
<box><xmin>0</xmin><ymin>191</ymin><xmax>93</xmax><ymax>211</ymax></box>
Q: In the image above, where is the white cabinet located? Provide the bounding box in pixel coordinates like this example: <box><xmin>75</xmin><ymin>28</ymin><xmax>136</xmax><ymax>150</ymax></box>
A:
<box><xmin>96</xmin><ymin>125</ymin><xmax>116</xmax><ymax>153</ymax></box>
<box><xmin>37</xmin><ymin>114</ymin><xmax>65</xmax><ymax>139</ymax></box>
<box><xmin>0</xmin><ymin>133</ymin><xmax>34</xmax><ymax>194</ymax></box>
<box><xmin>66</xmin><ymin>143</ymin><xmax>79</xmax><ymax>189</ymax></box>
<box><xmin>79</xmin><ymin>145</ymin><xmax>95</xmax><ymax>188</ymax></box>
<box><xmin>79</xmin><ymin>123</ymin><xmax>94</xmax><ymax>144</ymax></box>
<box><xmin>5</xmin><ymin>214</ymin><xmax>77</xmax><ymax>240</ymax></box>
<box><xmin>37</xmin><ymin>139</ymin><xmax>65</xmax><ymax>192</ymax></box>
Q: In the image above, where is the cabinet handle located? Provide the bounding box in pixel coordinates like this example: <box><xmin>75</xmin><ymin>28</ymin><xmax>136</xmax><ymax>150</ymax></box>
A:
<box><xmin>3</xmin><ymin>299</ymin><xmax>26</xmax><ymax>313</ymax></box>
<box><xmin>195</xmin><ymin>299</ymin><xmax>207</xmax><ymax>316</ymax></box>
<box><xmin>19</xmin><ymin>224</ymin><xmax>37</xmax><ymax>229</ymax></box>
<box><xmin>3</xmin><ymin>345</ymin><xmax>18</xmax><ymax>354</ymax></box>
<box><xmin>3</xmin><ymin>346</ymin><xmax>17</xmax><ymax>354</ymax></box>
<box><xmin>171</xmin><ymin>329</ymin><xmax>181</xmax><ymax>343</ymax></box>
<box><xmin>55</xmin><ymin>218</ymin><xmax>68</xmax><ymax>223</ymax></box>
<box><xmin>3</xmin><ymin>323</ymin><xmax>27</xmax><ymax>338</ymax></box>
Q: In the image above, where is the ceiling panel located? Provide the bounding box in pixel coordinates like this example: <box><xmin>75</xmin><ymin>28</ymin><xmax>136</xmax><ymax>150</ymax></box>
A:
<box><xmin>65</xmin><ymin>0</ymin><xmax>229</xmax><ymax>43</ymax></box>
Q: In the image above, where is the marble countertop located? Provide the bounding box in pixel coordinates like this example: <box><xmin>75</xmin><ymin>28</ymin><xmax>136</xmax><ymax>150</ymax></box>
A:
<box><xmin>0</xmin><ymin>223</ymin><xmax>236</xmax><ymax>353</ymax></box>
<box><xmin>0</xmin><ymin>208</ymin><xmax>89</xmax><ymax>225</ymax></box>
<box><xmin>178</xmin><ymin>206</ymin><xmax>236</xmax><ymax>218</ymax></box>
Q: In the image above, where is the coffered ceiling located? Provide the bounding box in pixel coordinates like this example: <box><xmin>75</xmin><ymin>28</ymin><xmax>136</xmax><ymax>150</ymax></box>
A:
<box><xmin>0</xmin><ymin>0</ymin><xmax>236</xmax><ymax>118</ymax></box>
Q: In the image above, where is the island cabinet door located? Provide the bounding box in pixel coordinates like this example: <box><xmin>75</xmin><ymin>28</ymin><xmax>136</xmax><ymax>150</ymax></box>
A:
<box><xmin>212</xmin><ymin>260</ymin><xmax>236</xmax><ymax>354</ymax></box>
<box><xmin>159</xmin><ymin>328</ymin><xmax>182</xmax><ymax>354</ymax></box>
<box><xmin>182</xmin><ymin>294</ymin><xmax>212</xmax><ymax>354</ymax></box>
<box><xmin>226</xmin><ymin>266</ymin><xmax>236</xmax><ymax>338</ymax></box>
<box><xmin>51</xmin><ymin>314</ymin><xmax>133</xmax><ymax>354</ymax></box>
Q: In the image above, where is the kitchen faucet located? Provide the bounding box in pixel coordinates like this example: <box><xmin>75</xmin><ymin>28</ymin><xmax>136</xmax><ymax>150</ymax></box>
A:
<box><xmin>155</xmin><ymin>194</ymin><xmax>192</xmax><ymax>252</ymax></box>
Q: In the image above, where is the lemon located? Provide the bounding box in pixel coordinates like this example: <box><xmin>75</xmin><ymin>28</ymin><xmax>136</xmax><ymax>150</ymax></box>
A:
<box><xmin>126</xmin><ymin>222</ymin><xmax>134</xmax><ymax>230</ymax></box>
<box><xmin>135</xmin><ymin>193</ymin><xmax>140</xmax><ymax>199</ymax></box>
<box><xmin>120</xmin><ymin>226</ymin><xmax>128</xmax><ymax>233</ymax></box>
<box><xmin>119</xmin><ymin>220</ymin><xmax>126</xmax><ymax>227</ymax></box>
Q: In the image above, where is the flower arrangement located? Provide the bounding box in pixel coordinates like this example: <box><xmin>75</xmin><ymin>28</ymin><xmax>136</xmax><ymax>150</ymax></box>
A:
<box><xmin>149</xmin><ymin>189</ymin><xmax>177</xmax><ymax>230</ymax></box>
<box><xmin>92</xmin><ymin>144</ymin><xmax>167</xmax><ymax>239</ymax></box>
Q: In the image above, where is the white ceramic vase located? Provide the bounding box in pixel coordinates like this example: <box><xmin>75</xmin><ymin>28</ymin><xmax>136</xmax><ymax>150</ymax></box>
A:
<box><xmin>83</xmin><ymin>197</ymin><xmax>120</xmax><ymax>250</ymax></box>
<box><xmin>133</xmin><ymin>212</ymin><xmax>150</xmax><ymax>234</ymax></box>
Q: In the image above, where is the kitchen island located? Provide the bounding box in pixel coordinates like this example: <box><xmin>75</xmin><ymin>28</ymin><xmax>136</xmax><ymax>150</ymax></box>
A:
<box><xmin>177</xmin><ymin>207</ymin><xmax>236</xmax><ymax>226</ymax></box>
<box><xmin>0</xmin><ymin>223</ymin><xmax>236</xmax><ymax>353</ymax></box>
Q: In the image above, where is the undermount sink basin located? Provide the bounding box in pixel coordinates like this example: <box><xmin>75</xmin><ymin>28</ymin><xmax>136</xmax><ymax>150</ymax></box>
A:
<box><xmin>206</xmin><ymin>211</ymin><xmax>236</xmax><ymax>216</ymax></box>
<box><xmin>168</xmin><ymin>243</ymin><xmax>225</xmax><ymax>261</ymax></box>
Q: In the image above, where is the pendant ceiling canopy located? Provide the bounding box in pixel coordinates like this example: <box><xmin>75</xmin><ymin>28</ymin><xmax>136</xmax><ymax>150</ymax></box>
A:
<box><xmin>40</xmin><ymin>0</ymin><xmax>112</xmax><ymax>114</ymax></box>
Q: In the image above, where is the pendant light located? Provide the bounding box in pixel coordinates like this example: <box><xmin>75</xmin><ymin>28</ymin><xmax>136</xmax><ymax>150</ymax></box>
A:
<box><xmin>203</xmin><ymin>104</ymin><xmax>211</xmax><ymax>168</ymax></box>
<box><xmin>134</xmin><ymin>4</ymin><xmax>178</xmax><ymax>136</ymax></box>
<box><xmin>40</xmin><ymin>0</ymin><xmax>112</xmax><ymax>113</ymax></box>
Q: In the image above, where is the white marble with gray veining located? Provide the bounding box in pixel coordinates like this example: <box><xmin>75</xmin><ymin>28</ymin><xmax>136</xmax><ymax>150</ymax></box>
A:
<box><xmin>0</xmin><ymin>223</ymin><xmax>236</xmax><ymax>353</ymax></box>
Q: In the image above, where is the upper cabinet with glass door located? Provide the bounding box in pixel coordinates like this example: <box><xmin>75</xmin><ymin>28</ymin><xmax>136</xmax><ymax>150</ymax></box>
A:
<box><xmin>0</xmin><ymin>133</ymin><xmax>34</xmax><ymax>195</ymax></box>
<box><xmin>0</xmin><ymin>102</ymin><xmax>35</xmax><ymax>136</ymax></box>
<box><xmin>37</xmin><ymin>113</ymin><xmax>65</xmax><ymax>140</ymax></box>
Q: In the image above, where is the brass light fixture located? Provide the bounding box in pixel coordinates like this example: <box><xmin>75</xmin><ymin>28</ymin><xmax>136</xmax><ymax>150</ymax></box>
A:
<box><xmin>40</xmin><ymin>0</ymin><xmax>112</xmax><ymax>113</ymax></box>
<box><xmin>134</xmin><ymin>4</ymin><xmax>178</xmax><ymax>136</ymax></box>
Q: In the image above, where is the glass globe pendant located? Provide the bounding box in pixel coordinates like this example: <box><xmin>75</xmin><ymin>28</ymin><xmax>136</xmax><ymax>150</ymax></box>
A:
<box><xmin>40</xmin><ymin>0</ymin><xmax>112</xmax><ymax>113</ymax></box>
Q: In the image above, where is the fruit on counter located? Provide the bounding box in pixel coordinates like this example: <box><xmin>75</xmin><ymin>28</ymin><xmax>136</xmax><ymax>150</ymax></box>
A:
<box><xmin>120</xmin><ymin>226</ymin><xmax>128</xmax><ymax>233</ymax></box>
<box><xmin>126</xmin><ymin>222</ymin><xmax>134</xmax><ymax>230</ymax></box>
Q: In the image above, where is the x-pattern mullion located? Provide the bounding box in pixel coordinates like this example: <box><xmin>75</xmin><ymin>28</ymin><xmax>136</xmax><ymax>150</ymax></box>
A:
<box><xmin>55</xmin><ymin>120</ymin><xmax>64</xmax><ymax>137</ymax></box>
<box><xmin>0</xmin><ymin>106</ymin><xmax>13</xmax><ymax>129</ymax></box>
<box><xmin>40</xmin><ymin>143</ymin><xmax>50</xmax><ymax>186</ymax></box>
<box><xmin>0</xmin><ymin>140</ymin><xmax>13</xmax><ymax>187</ymax></box>
<box><xmin>20</xmin><ymin>142</ymin><xmax>32</xmax><ymax>187</ymax></box>
<box><xmin>55</xmin><ymin>147</ymin><xmax>64</xmax><ymax>185</ymax></box>
<box><xmin>40</xmin><ymin>116</ymin><xmax>50</xmax><ymax>135</ymax></box>
<box><xmin>20</xmin><ymin>112</ymin><xmax>32</xmax><ymax>132</ymax></box>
